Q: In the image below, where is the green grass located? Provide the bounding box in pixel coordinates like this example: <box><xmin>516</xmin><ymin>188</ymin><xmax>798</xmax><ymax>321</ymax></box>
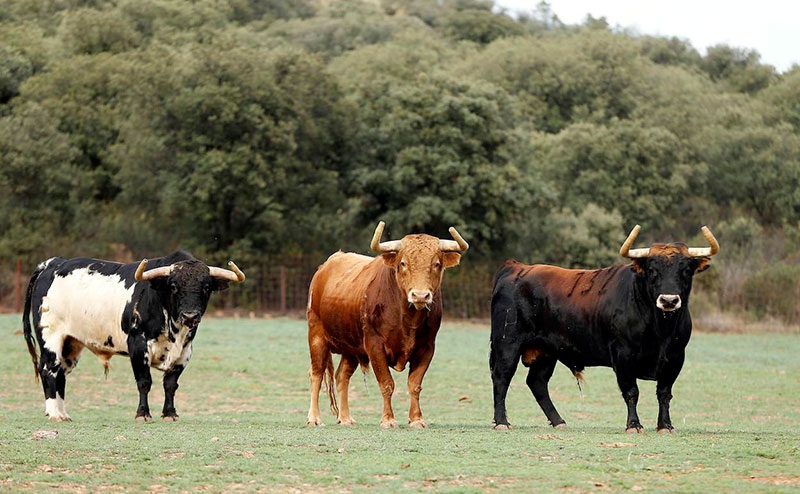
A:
<box><xmin>1</xmin><ymin>314</ymin><xmax>798</xmax><ymax>492</ymax></box>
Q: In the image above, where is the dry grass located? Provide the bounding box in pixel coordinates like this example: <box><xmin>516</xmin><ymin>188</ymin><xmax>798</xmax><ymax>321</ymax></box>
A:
<box><xmin>694</xmin><ymin>309</ymin><xmax>800</xmax><ymax>333</ymax></box>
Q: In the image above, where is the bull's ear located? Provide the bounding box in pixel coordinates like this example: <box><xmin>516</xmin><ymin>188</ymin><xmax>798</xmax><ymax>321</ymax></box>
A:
<box><xmin>630</xmin><ymin>259</ymin><xmax>646</xmax><ymax>275</ymax></box>
<box><xmin>443</xmin><ymin>252</ymin><xmax>461</xmax><ymax>268</ymax></box>
<box><xmin>212</xmin><ymin>279</ymin><xmax>230</xmax><ymax>292</ymax></box>
<box><xmin>381</xmin><ymin>252</ymin><xmax>398</xmax><ymax>267</ymax></box>
<box><xmin>694</xmin><ymin>257</ymin><xmax>710</xmax><ymax>273</ymax></box>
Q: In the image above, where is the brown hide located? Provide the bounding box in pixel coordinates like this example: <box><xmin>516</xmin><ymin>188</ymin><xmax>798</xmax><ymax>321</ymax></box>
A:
<box><xmin>307</xmin><ymin>252</ymin><xmax>383</xmax><ymax>362</ymax></box>
<box><xmin>306</xmin><ymin>235</ymin><xmax>461</xmax><ymax>429</ymax></box>
<box><xmin>505</xmin><ymin>261</ymin><xmax>626</xmax><ymax>314</ymax></box>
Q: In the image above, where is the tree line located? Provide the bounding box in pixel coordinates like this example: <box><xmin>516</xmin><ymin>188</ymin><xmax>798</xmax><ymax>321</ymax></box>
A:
<box><xmin>1</xmin><ymin>0</ymin><xmax>798</xmax><ymax>323</ymax></box>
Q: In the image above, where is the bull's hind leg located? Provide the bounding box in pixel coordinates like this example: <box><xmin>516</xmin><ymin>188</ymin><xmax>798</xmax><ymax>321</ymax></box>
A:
<box><xmin>525</xmin><ymin>356</ymin><xmax>566</xmax><ymax>428</ymax></box>
<box><xmin>40</xmin><ymin>355</ymin><xmax>70</xmax><ymax>421</ymax></box>
<box><xmin>307</xmin><ymin>312</ymin><xmax>332</xmax><ymax>426</ymax></box>
<box><xmin>489</xmin><ymin>336</ymin><xmax>522</xmax><ymax>430</ymax></box>
<box><xmin>334</xmin><ymin>355</ymin><xmax>359</xmax><ymax>426</ymax></box>
<box><xmin>40</xmin><ymin>336</ymin><xmax>82</xmax><ymax>421</ymax></box>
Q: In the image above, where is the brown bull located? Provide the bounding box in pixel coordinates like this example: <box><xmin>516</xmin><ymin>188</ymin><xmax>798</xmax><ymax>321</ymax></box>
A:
<box><xmin>306</xmin><ymin>221</ymin><xmax>469</xmax><ymax>428</ymax></box>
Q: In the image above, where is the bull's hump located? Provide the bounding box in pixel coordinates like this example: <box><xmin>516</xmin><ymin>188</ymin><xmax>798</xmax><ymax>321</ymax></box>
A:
<box><xmin>522</xmin><ymin>264</ymin><xmax>624</xmax><ymax>300</ymax></box>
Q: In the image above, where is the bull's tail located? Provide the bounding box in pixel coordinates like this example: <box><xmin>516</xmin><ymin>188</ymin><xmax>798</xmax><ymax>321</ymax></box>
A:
<box><xmin>22</xmin><ymin>264</ymin><xmax>45</xmax><ymax>384</ymax></box>
<box><xmin>324</xmin><ymin>356</ymin><xmax>338</xmax><ymax>417</ymax></box>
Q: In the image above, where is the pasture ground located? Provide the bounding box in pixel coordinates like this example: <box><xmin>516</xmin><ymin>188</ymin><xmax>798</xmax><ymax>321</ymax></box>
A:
<box><xmin>0</xmin><ymin>314</ymin><xmax>798</xmax><ymax>492</ymax></box>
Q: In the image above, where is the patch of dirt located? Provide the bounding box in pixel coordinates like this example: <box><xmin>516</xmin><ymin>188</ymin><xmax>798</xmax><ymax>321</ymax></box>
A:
<box><xmin>746</xmin><ymin>475</ymin><xmax>800</xmax><ymax>486</ymax></box>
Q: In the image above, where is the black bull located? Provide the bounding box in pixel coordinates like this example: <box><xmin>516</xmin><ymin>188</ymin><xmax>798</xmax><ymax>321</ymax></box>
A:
<box><xmin>23</xmin><ymin>250</ymin><xmax>245</xmax><ymax>422</ymax></box>
<box><xmin>489</xmin><ymin>225</ymin><xmax>719</xmax><ymax>433</ymax></box>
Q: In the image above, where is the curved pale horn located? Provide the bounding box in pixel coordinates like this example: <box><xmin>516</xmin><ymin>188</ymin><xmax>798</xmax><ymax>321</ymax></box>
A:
<box><xmin>687</xmin><ymin>226</ymin><xmax>720</xmax><ymax>257</ymax></box>
<box><xmin>135</xmin><ymin>259</ymin><xmax>174</xmax><ymax>281</ymax></box>
<box><xmin>370</xmin><ymin>221</ymin><xmax>402</xmax><ymax>253</ymax></box>
<box><xmin>619</xmin><ymin>224</ymin><xmax>651</xmax><ymax>259</ymax></box>
<box><xmin>439</xmin><ymin>226</ymin><xmax>470</xmax><ymax>252</ymax></box>
<box><xmin>209</xmin><ymin>261</ymin><xmax>246</xmax><ymax>282</ymax></box>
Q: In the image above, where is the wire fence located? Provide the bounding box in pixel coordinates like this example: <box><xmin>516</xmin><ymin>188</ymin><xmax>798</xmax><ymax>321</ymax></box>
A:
<box><xmin>4</xmin><ymin>256</ymin><xmax>798</xmax><ymax>325</ymax></box>
<box><xmin>1</xmin><ymin>255</ymin><xmax>497</xmax><ymax>319</ymax></box>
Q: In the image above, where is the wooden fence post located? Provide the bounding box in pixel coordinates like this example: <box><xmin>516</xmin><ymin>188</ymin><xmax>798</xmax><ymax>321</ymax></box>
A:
<box><xmin>279</xmin><ymin>265</ymin><xmax>287</xmax><ymax>313</ymax></box>
<box><xmin>15</xmin><ymin>258</ymin><xmax>22</xmax><ymax>313</ymax></box>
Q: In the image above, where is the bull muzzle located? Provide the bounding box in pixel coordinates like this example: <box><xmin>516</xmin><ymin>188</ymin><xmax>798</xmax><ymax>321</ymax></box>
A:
<box><xmin>179</xmin><ymin>310</ymin><xmax>202</xmax><ymax>328</ymax></box>
<box><xmin>408</xmin><ymin>289</ymin><xmax>433</xmax><ymax>310</ymax></box>
<box><xmin>656</xmin><ymin>294</ymin><xmax>682</xmax><ymax>312</ymax></box>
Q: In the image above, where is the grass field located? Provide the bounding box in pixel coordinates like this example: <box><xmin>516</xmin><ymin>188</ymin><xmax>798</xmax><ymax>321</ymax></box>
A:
<box><xmin>1</xmin><ymin>314</ymin><xmax>798</xmax><ymax>492</ymax></box>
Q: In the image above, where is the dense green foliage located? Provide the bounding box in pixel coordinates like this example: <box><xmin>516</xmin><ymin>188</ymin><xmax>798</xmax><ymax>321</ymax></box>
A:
<box><xmin>1</xmin><ymin>315</ymin><xmax>798</xmax><ymax>491</ymax></box>
<box><xmin>0</xmin><ymin>0</ymin><xmax>798</xmax><ymax>320</ymax></box>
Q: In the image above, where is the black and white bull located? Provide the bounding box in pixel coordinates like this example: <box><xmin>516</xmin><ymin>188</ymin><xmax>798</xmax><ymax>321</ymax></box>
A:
<box><xmin>23</xmin><ymin>250</ymin><xmax>245</xmax><ymax>422</ymax></box>
<box><xmin>490</xmin><ymin>225</ymin><xmax>719</xmax><ymax>433</ymax></box>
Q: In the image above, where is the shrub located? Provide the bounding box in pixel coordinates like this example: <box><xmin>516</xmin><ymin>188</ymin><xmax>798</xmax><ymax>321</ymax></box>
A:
<box><xmin>742</xmin><ymin>261</ymin><xmax>800</xmax><ymax>324</ymax></box>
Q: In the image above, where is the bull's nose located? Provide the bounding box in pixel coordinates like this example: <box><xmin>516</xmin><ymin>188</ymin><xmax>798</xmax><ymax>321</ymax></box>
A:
<box><xmin>181</xmin><ymin>310</ymin><xmax>201</xmax><ymax>326</ymax></box>
<box><xmin>656</xmin><ymin>294</ymin><xmax>682</xmax><ymax>311</ymax></box>
<box><xmin>409</xmin><ymin>290</ymin><xmax>433</xmax><ymax>305</ymax></box>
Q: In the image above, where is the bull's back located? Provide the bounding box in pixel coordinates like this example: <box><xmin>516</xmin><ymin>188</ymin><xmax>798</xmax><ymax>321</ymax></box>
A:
<box><xmin>308</xmin><ymin>252</ymin><xmax>381</xmax><ymax>348</ymax></box>
<box><xmin>36</xmin><ymin>261</ymin><xmax>136</xmax><ymax>355</ymax></box>
<box><xmin>492</xmin><ymin>261</ymin><xmax>629</xmax><ymax>364</ymax></box>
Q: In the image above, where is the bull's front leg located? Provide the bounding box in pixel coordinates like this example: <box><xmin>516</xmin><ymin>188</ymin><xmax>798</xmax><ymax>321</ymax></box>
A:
<box><xmin>366</xmin><ymin>339</ymin><xmax>397</xmax><ymax>428</ymax></box>
<box><xmin>162</xmin><ymin>364</ymin><xmax>185</xmax><ymax>421</ymax></box>
<box><xmin>407</xmin><ymin>344</ymin><xmax>435</xmax><ymax>429</ymax></box>
<box><xmin>128</xmin><ymin>334</ymin><xmax>153</xmax><ymax>423</ymax></box>
<box><xmin>655</xmin><ymin>350</ymin><xmax>686</xmax><ymax>434</ymax></box>
<box><xmin>615</xmin><ymin>370</ymin><xmax>643</xmax><ymax>433</ymax></box>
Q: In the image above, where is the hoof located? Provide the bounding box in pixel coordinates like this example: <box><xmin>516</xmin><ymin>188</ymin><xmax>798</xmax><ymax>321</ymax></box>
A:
<box><xmin>48</xmin><ymin>415</ymin><xmax>72</xmax><ymax>422</ymax></box>
<box><xmin>657</xmin><ymin>427</ymin><xmax>674</xmax><ymax>434</ymax></box>
<box><xmin>162</xmin><ymin>415</ymin><xmax>179</xmax><ymax>422</ymax></box>
<box><xmin>408</xmin><ymin>419</ymin><xmax>427</xmax><ymax>429</ymax></box>
<box><xmin>306</xmin><ymin>419</ymin><xmax>324</xmax><ymax>427</ymax></box>
<box><xmin>380</xmin><ymin>419</ymin><xmax>399</xmax><ymax>429</ymax></box>
<box><xmin>553</xmin><ymin>423</ymin><xmax>568</xmax><ymax>430</ymax></box>
<box><xmin>338</xmin><ymin>418</ymin><xmax>356</xmax><ymax>426</ymax></box>
<box><xmin>493</xmin><ymin>424</ymin><xmax>511</xmax><ymax>431</ymax></box>
<box><xmin>135</xmin><ymin>415</ymin><xmax>152</xmax><ymax>424</ymax></box>
<box><xmin>626</xmin><ymin>427</ymin><xmax>644</xmax><ymax>434</ymax></box>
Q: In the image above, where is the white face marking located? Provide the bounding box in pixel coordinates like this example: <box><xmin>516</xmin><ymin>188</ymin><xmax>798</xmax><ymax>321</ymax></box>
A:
<box><xmin>40</xmin><ymin>268</ymin><xmax>135</xmax><ymax>360</ymax></box>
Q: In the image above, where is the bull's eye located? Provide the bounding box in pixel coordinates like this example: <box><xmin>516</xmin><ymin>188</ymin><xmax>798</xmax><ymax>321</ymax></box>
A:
<box><xmin>433</xmin><ymin>260</ymin><xmax>441</xmax><ymax>269</ymax></box>
<box><xmin>170</xmin><ymin>283</ymin><xmax>179</xmax><ymax>295</ymax></box>
<box><xmin>400</xmin><ymin>260</ymin><xmax>407</xmax><ymax>269</ymax></box>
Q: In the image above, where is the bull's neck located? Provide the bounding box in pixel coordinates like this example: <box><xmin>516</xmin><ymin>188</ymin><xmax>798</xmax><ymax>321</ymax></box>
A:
<box><xmin>400</xmin><ymin>302</ymin><xmax>434</xmax><ymax>330</ymax></box>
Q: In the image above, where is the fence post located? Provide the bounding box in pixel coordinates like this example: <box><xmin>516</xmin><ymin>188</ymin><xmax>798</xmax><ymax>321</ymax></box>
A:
<box><xmin>279</xmin><ymin>265</ymin><xmax>287</xmax><ymax>313</ymax></box>
<box><xmin>15</xmin><ymin>258</ymin><xmax>22</xmax><ymax>313</ymax></box>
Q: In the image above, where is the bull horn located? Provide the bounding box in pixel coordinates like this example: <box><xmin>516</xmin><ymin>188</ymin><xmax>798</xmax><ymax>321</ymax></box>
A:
<box><xmin>135</xmin><ymin>259</ymin><xmax>174</xmax><ymax>281</ymax></box>
<box><xmin>687</xmin><ymin>226</ymin><xmax>720</xmax><ymax>257</ymax></box>
<box><xmin>619</xmin><ymin>224</ymin><xmax>651</xmax><ymax>259</ymax></box>
<box><xmin>439</xmin><ymin>227</ymin><xmax>469</xmax><ymax>252</ymax></box>
<box><xmin>370</xmin><ymin>221</ymin><xmax>402</xmax><ymax>253</ymax></box>
<box><xmin>209</xmin><ymin>261</ymin><xmax>246</xmax><ymax>282</ymax></box>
